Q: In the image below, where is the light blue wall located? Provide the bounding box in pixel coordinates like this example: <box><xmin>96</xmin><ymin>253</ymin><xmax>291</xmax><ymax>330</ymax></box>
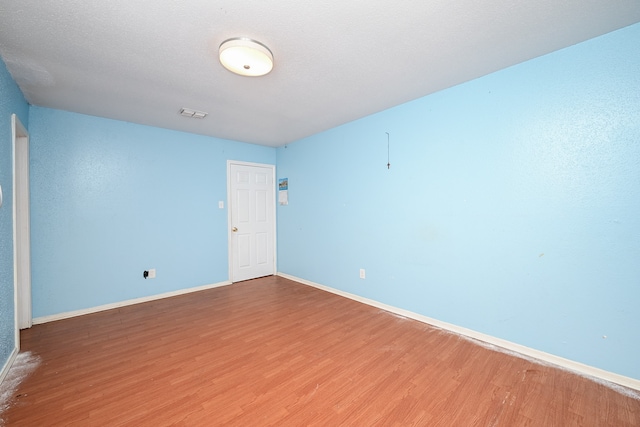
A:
<box><xmin>276</xmin><ymin>23</ymin><xmax>640</xmax><ymax>379</ymax></box>
<box><xmin>0</xmin><ymin>58</ymin><xmax>29</xmax><ymax>368</ymax></box>
<box><xmin>28</xmin><ymin>107</ymin><xmax>275</xmax><ymax>317</ymax></box>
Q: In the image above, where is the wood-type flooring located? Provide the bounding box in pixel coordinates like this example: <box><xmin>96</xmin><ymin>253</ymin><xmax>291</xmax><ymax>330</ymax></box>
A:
<box><xmin>1</xmin><ymin>276</ymin><xmax>639</xmax><ymax>426</ymax></box>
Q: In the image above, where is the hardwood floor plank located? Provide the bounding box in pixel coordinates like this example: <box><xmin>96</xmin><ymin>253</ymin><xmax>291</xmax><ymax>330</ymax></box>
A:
<box><xmin>1</xmin><ymin>276</ymin><xmax>638</xmax><ymax>426</ymax></box>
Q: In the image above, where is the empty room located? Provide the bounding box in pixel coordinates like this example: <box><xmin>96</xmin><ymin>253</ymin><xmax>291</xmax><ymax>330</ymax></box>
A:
<box><xmin>1</xmin><ymin>1</ymin><xmax>639</xmax><ymax>425</ymax></box>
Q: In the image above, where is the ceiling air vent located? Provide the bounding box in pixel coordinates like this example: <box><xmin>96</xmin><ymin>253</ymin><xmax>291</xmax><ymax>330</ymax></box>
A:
<box><xmin>179</xmin><ymin>108</ymin><xmax>207</xmax><ymax>119</ymax></box>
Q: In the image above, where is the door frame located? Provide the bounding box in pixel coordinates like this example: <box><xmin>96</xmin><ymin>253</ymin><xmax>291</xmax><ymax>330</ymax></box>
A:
<box><xmin>12</xmin><ymin>113</ymin><xmax>32</xmax><ymax>333</ymax></box>
<box><xmin>226</xmin><ymin>160</ymin><xmax>276</xmax><ymax>282</ymax></box>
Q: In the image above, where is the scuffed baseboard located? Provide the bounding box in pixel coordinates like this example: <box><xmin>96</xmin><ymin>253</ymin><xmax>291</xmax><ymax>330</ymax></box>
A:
<box><xmin>0</xmin><ymin>346</ymin><xmax>18</xmax><ymax>386</ymax></box>
<box><xmin>32</xmin><ymin>281</ymin><xmax>232</xmax><ymax>325</ymax></box>
<box><xmin>277</xmin><ymin>272</ymin><xmax>640</xmax><ymax>393</ymax></box>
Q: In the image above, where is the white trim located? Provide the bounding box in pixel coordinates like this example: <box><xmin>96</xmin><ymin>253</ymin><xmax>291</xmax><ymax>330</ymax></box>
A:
<box><xmin>32</xmin><ymin>281</ymin><xmax>232</xmax><ymax>325</ymax></box>
<box><xmin>277</xmin><ymin>272</ymin><xmax>640</xmax><ymax>392</ymax></box>
<box><xmin>0</xmin><ymin>346</ymin><xmax>19</xmax><ymax>386</ymax></box>
<box><xmin>11</xmin><ymin>114</ymin><xmax>19</xmax><ymax>351</ymax></box>
<box><xmin>12</xmin><ymin>114</ymin><xmax>31</xmax><ymax>332</ymax></box>
<box><xmin>226</xmin><ymin>160</ymin><xmax>277</xmax><ymax>283</ymax></box>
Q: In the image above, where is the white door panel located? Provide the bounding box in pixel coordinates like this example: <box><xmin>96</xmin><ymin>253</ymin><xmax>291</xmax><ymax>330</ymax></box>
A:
<box><xmin>228</xmin><ymin>162</ymin><xmax>275</xmax><ymax>282</ymax></box>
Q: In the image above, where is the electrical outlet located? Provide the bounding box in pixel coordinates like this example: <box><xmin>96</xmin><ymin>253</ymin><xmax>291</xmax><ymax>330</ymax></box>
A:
<box><xmin>148</xmin><ymin>269</ymin><xmax>156</xmax><ymax>279</ymax></box>
<box><xmin>359</xmin><ymin>269</ymin><xmax>366</xmax><ymax>279</ymax></box>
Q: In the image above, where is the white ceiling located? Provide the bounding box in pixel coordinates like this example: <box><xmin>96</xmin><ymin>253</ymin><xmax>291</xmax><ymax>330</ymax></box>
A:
<box><xmin>1</xmin><ymin>1</ymin><xmax>639</xmax><ymax>147</ymax></box>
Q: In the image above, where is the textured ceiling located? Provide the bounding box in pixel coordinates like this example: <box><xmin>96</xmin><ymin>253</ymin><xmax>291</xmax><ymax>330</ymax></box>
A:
<box><xmin>1</xmin><ymin>1</ymin><xmax>639</xmax><ymax>147</ymax></box>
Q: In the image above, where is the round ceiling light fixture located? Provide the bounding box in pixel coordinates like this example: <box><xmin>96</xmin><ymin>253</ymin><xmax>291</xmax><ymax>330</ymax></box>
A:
<box><xmin>219</xmin><ymin>38</ymin><xmax>273</xmax><ymax>77</ymax></box>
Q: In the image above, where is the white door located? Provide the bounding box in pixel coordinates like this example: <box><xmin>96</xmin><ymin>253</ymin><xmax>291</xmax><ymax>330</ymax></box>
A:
<box><xmin>13</xmin><ymin>114</ymin><xmax>32</xmax><ymax>330</ymax></box>
<box><xmin>228</xmin><ymin>161</ymin><xmax>276</xmax><ymax>282</ymax></box>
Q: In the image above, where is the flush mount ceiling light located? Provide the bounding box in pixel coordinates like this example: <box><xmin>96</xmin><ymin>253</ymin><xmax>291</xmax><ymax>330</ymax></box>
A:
<box><xmin>219</xmin><ymin>38</ymin><xmax>273</xmax><ymax>77</ymax></box>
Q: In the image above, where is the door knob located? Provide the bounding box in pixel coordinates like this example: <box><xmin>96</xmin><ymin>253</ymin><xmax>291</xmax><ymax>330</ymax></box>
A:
<box><xmin>232</xmin><ymin>227</ymin><xmax>238</xmax><ymax>232</ymax></box>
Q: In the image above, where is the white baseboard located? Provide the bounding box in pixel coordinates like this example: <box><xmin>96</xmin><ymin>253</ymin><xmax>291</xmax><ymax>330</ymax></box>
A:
<box><xmin>32</xmin><ymin>281</ymin><xmax>232</xmax><ymax>325</ymax></box>
<box><xmin>277</xmin><ymin>272</ymin><xmax>640</xmax><ymax>393</ymax></box>
<box><xmin>0</xmin><ymin>346</ymin><xmax>19</xmax><ymax>386</ymax></box>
